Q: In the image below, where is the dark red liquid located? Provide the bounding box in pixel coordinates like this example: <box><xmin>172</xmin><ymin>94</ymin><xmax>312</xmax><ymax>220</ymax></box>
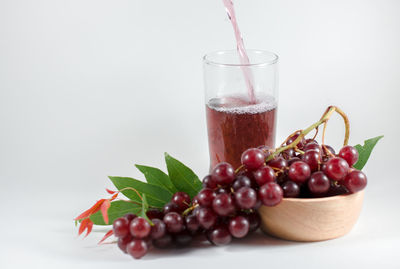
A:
<box><xmin>206</xmin><ymin>95</ymin><xmax>277</xmax><ymax>170</ymax></box>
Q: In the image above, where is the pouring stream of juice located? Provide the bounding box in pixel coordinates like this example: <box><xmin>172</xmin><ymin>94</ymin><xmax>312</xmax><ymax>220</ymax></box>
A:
<box><xmin>222</xmin><ymin>0</ymin><xmax>256</xmax><ymax>103</ymax></box>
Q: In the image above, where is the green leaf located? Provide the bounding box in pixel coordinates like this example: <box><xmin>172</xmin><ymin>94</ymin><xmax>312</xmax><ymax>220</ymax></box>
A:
<box><xmin>164</xmin><ymin>153</ymin><xmax>202</xmax><ymax>198</ymax></box>
<box><xmin>135</xmin><ymin>164</ymin><xmax>178</xmax><ymax>195</ymax></box>
<box><xmin>137</xmin><ymin>194</ymin><xmax>153</xmax><ymax>225</ymax></box>
<box><xmin>353</xmin><ymin>135</ymin><xmax>384</xmax><ymax>170</ymax></box>
<box><xmin>89</xmin><ymin>200</ymin><xmax>140</xmax><ymax>225</ymax></box>
<box><xmin>109</xmin><ymin>176</ymin><xmax>172</xmax><ymax>208</ymax></box>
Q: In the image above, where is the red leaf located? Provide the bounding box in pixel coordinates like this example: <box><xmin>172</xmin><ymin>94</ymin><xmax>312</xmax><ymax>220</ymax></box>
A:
<box><xmin>110</xmin><ymin>192</ymin><xmax>119</xmax><ymax>201</ymax></box>
<box><xmin>98</xmin><ymin>230</ymin><xmax>114</xmax><ymax>245</ymax></box>
<box><xmin>75</xmin><ymin>199</ymin><xmax>105</xmax><ymax>220</ymax></box>
<box><xmin>100</xmin><ymin>199</ymin><xmax>111</xmax><ymax>224</ymax></box>
<box><xmin>78</xmin><ymin>218</ymin><xmax>94</xmax><ymax>237</ymax></box>
<box><xmin>106</xmin><ymin>188</ymin><xmax>117</xmax><ymax>195</ymax></box>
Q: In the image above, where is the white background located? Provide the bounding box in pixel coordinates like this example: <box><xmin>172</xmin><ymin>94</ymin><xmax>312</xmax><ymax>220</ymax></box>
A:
<box><xmin>1</xmin><ymin>0</ymin><xmax>399</xmax><ymax>268</ymax></box>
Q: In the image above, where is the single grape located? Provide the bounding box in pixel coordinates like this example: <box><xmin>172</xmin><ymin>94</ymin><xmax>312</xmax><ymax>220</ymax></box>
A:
<box><xmin>208</xmin><ymin>225</ymin><xmax>232</xmax><ymax>246</ymax></box>
<box><xmin>202</xmin><ymin>174</ymin><xmax>217</xmax><ymax>189</ymax></box>
<box><xmin>113</xmin><ymin>217</ymin><xmax>130</xmax><ymax>238</ymax></box>
<box><xmin>197</xmin><ymin>188</ymin><xmax>216</xmax><ymax>207</ymax></box>
<box><xmin>196</xmin><ymin>207</ymin><xmax>217</xmax><ymax>229</ymax></box>
<box><xmin>343</xmin><ymin>170</ymin><xmax>367</xmax><ymax>193</ymax></box>
<box><xmin>308</xmin><ymin>171</ymin><xmax>330</xmax><ymax>194</ymax></box>
<box><xmin>267</xmin><ymin>157</ymin><xmax>288</xmax><ymax>171</ymax></box>
<box><xmin>228</xmin><ymin>216</ymin><xmax>249</xmax><ymax>238</ymax></box>
<box><xmin>245</xmin><ymin>212</ymin><xmax>261</xmax><ymax>233</ymax></box>
<box><xmin>117</xmin><ymin>235</ymin><xmax>132</xmax><ymax>253</ymax></box>
<box><xmin>232</xmin><ymin>174</ymin><xmax>252</xmax><ymax>191</ymax></box>
<box><xmin>286</xmin><ymin>133</ymin><xmax>305</xmax><ymax>149</ymax></box>
<box><xmin>281</xmin><ymin>148</ymin><xmax>296</xmax><ymax>160</ymax></box>
<box><xmin>129</xmin><ymin>217</ymin><xmax>151</xmax><ymax>239</ymax></box>
<box><xmin>322</xmin><ymin>145</ymin><xmax>336</xmax><ymax>156</ymax></box>
<box><xmin>152</xmin><ymin>234</ymin><xmax>173</xmax><ymax>248</ymax></box>
<box><xmin>323</xmin><ymin>157</ymin><xmax>349</xmax><ymax>181</ymax></box>
<box><xmin>241</xmin><ymin>148</ymin><xmax>265</xmax><ymax>171</ymax></box>
<box><xmin>305</xmin><ymin>138</ymin><xmax>317</xmax><ymax>144</ymax></box>
<box><xmin>124</xmin><ymin>213</ymin><xmax>137</xmax><ymax>222</ymax></box>
<box><xmin>234</xmin><ymin>187</ymin><xmax>257</xmax><ymax>209</ymax></box>
<box><xmin>253</xmin><ymin>165</ymin><xmax>276</xmax><ymax>186</ymax></box>
<box><xmin>257</xmin><ymin>145</ymin><xmax>272</xmax><ymax>159</ymax></box>
<box><xmin>185</xmin><ymin>213</ymin><xmax>200</xmax><ymax>233</ymax></box>
<box><xmin>215</xmin><ymin>187</ymin><xmax>231</xmax><ymax>195</ymax></box>
<box><xmin>326</xmin><ymin>182</ymin><xmax>349</xmax><ymax>196</ymax></box>
<box><xmin>211</xmin><ymin>162</ymin><xmax>235</xmax><ymax>186</ymax></box>
<box><xmin>288</xmin><ymin>157</ymin><xmax>301</xmax><ymax>166</ymax></box>
<box><xmin>163</xmin><ymin>212</ymin><xmax>184</xmax><ymax>234</ymax></box>
<box><xmin>301</xmin><ymin>149</ymin><xmax>321</xmax><ymax>172</ymax></box>
<box><xmin>282</xmin><ymin>181</ymin><xmax>300</xmax><ymax>198</ymax></box>
<box><xmin>288</xmin><ymin>161</ymin><xmax>311</xmax><ymax>183</ymax></box>
<box><xmin>304</xmin><ymin>142</ymin><xmax>321</xmax><ymax>153</ymax></box>
<box><xmin>338</xmin><ymin>145</ymin><xmax>359</xmax><ymax>167</ymax></box>
<box><xmin>172</xmin><ymin>192</ymin><xmax>191</xmax><ymax>211</ymax></box>
<box><xmin>212</xmin><ymin>193</ymin><xmax>235</xmax><ymax>216</ymax></box>
<box><xmin>146</xmin><ymin>209</ymin><xmax>163</xmax><ymax>220</ymax></box>
<box><xmin>163</xmin><ymin>202</ymin><xmax>180</xmax><ymax>214</ymax></box>
<box><xmin>149</xmin><ymin>218</ymin><xmax>166</xmax><ymax>240</ymax></box>
<box><xmin>126</xmin><ymin>239</ymin><xmax>148</xmax><ymax>259</ymax></box>
<box><xmin>174</xmin><ymin>231</ymin><xmax>193</xmax><ymax>247</ymax></box>
<box><xmin>258</xmin><ymin>182</ymin><xmax>283</xmax><ymax>206</ymax></box>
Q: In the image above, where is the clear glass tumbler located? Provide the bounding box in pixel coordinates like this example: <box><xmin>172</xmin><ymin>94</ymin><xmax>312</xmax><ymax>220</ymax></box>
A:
<box><xmin>203</xmin><ymin>50</ymin><xmax>279</xmax><ymax>170</ymax></box>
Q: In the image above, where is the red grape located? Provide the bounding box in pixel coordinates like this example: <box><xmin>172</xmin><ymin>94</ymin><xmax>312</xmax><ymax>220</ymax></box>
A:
<box><xmin>211</xmin><ymin>162</ymin><xmax>235</xmax><ymax>186</ymax></box>
<box><xmin>338</xmin><ymin>145</ymin><xmax>359</xmax><ymax>167</ymax></box>
<box><xmin>130</xmin><ymin>217</ymin><xmax>151</xmax><ymax>239</ymax></box>
<box><xmin>149</xmin><ymin>218</ymin><xmax>166</xmax><ymax>239</ymax></box>
<box><xmin>288</xmin><ymin>161</ymin><xmax>311</xmax><ymax>183</ymax></box>
<box><xmin>208</xmin><ymin>225</ymin><xmax>232</xmax><ymax>245</ymax></box>
<box><xmin>323</xmin><ymin>157</ymin><xmax>349</xmax><ymax>181</ymax></box>
<box><xmin>197</xmin><ymin>188</ymin><xmax>216</xmax><ymax>207</ymax></box>
<box><xmin>253</xmin><ymin>165</ymin><xmax>276</xmax><ymax>186</ymax></box>
<box><xmin>241</xmin><ymin>148</ymin><xmax>265</xmax><ymax>171</ymax></box>
<box><xmin>196</xmin><ymin>207</ymin><xmax>217</xmax><ymax>229</ymax></box>
<box><xmin>212</xmin><ymin>193</ymin><xmax>235</xmax><ymax>216</ymax></box>
<box><xmin>126</xmin><ymin>239</ymin><xmax>148</xmax><ymax>259</ymax></box>
<box><xmin>163</xmin><ymin>212</ymin><xmax>184</xmax><ymax>233</ymax></box>
<box><xmin>171</xmin><ymin>192</ymin><xmax>191</xmax><ymax>211</ymax></box>
<box><xmin>308</xmin><ymin>171</ymin><xmax>330</xmax><ymax>194</ymax></box>
<box><xmin>282</xmin><ymin>181</ymin><xmax>300</xmax><ymax>198</ymax></box>
<box><xmin>113</xmin><ymin>217</ymin><xmax>130</xmax><ymax>238</ymax></box>
<box><xmin>234</xmin><ymin>187</ymin><xmax>257</xmax><ymax>209</ymax></box>
<box><xmin>228</xmin><ymin>216</ymin><xmax>249</xmax><ymax>238</ymax></box>
<box><xmin>258</xmin><ymin>182</ymin><xmax>283</xmax><ymax>206</ymax></box>
<box><xmin>343</xmin><ymin>170</ymin><xmax>367</xmax><ymax>193</ymax></box>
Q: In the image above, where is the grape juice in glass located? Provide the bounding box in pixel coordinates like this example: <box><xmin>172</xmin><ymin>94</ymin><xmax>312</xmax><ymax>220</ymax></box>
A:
<box><xmin>203</xmin><ymin>50</ymin><xmax>278</xmax><ymax>169</ymax></box>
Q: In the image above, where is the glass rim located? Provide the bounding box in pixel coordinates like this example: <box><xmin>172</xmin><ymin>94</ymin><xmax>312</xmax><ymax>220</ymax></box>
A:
<box><xmin>203</xmin><ymin>49</ymin><xmax>278</xmax><ymax>67</ymax></box>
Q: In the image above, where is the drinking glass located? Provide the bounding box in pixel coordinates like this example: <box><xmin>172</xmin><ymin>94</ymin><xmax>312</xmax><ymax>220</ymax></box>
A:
<box><xmin>203</xmin><ymin>50</ymin><xmax>279</xmax><ymax>169</ymax></box>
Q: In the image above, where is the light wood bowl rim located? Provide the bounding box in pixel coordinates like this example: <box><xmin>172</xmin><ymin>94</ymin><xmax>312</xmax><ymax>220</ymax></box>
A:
<box><xmin>279</xmin><ymin>191</ymin><xmax>362</xmax><ymax>203</ymax></box>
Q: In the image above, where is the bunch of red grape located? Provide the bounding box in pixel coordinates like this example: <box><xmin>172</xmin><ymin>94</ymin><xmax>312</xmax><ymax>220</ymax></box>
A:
<box><xmin>261</xmin><ymin>133</ymin><xmax>367</xmax><ymax>198</ymax></box>
<box><xmin>113</xmin><ymin>186</ymin><xmax>261</xmax><ymax>259</ymax></box>
<box><xmin>113</xmin><ymin>133</ymin><xmax>367</xmax><ymax>259</ymax></box>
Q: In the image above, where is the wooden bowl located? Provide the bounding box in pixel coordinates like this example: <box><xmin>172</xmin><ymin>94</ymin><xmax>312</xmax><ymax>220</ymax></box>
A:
<box><xmin>258</xmin><ymin>191</ymin><xmax>364</xmax><ymax>242</ymax></box>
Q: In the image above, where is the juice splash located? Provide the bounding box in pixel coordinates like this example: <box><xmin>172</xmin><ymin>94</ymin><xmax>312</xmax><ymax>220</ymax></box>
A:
<box><xmin>222</xmin><ymin>0</ymin><xmax>255</xmax><ymax>103</ymax></box>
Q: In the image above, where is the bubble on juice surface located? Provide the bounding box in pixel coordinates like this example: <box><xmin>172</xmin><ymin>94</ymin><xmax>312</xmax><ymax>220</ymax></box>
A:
<box><xmin>208</xmin><ymin>94</ymin><xmax>277</xmax><ymax>114</ymax></box>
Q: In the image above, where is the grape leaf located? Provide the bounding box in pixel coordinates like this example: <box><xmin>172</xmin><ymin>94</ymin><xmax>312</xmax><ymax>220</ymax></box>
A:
<box><xmin>135</xmin><ymin>164</ymin><xmax>178</xmax><ymax>195</ymax></box>
<box><xmin>89</xmin><ymin>200</ymin><xmax>140</xmax><ymax>225</ymax></box>
<box><xmin>353</xmin><ymin>135</ymin><xmax>383</xmax><ymax>170</ymax></box>
<box><xmin>109</xmin><ymin>176</ymin><xmax>172</xmax><ymax>208</ymax></box>
<box><xmin>164</xmin><ymin>153</ymin><xmax>202</xmax><ymax>198</ymax></box>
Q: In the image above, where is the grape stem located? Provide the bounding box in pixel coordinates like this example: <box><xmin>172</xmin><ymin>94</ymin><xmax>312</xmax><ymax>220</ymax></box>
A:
<box><xmin>266</xmin><ymin>106</ymin><xmax>350</xmax><ymax>162</ymax></box>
